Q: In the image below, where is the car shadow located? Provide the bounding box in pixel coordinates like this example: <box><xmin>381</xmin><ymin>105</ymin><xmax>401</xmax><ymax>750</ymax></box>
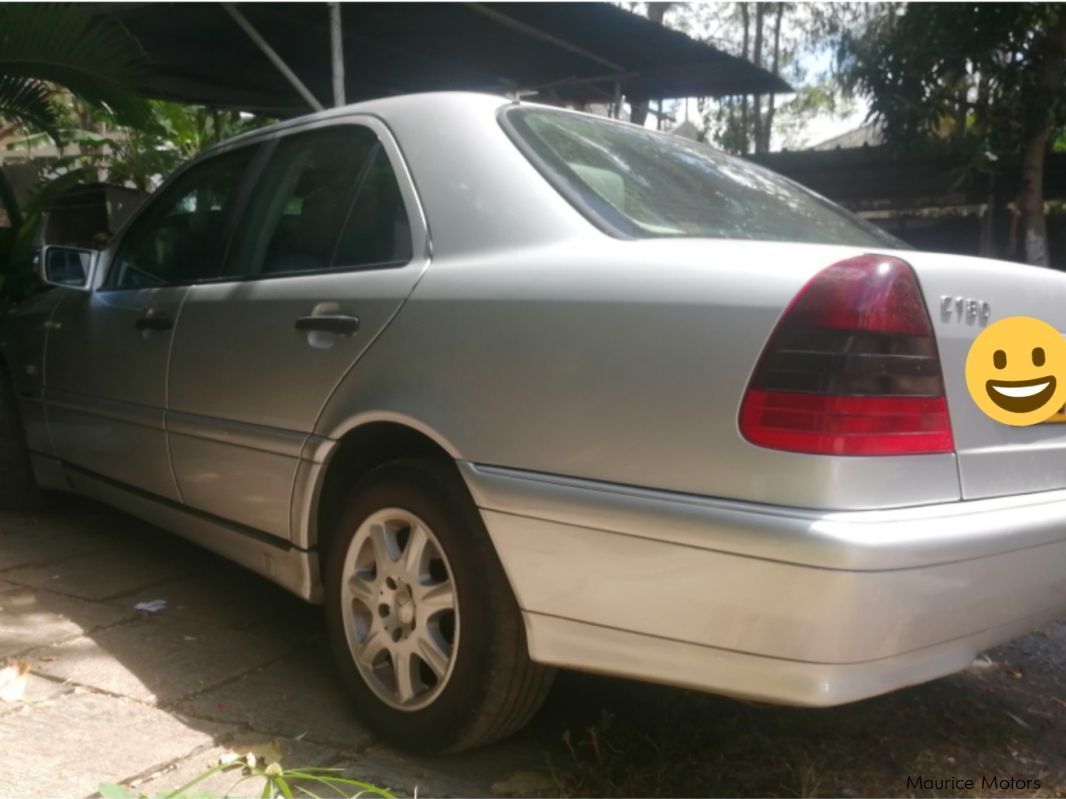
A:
<box><xmin>0</xmin><ymin>493</ymin><xmax>1064</xmax><ymax>797</ymax></box>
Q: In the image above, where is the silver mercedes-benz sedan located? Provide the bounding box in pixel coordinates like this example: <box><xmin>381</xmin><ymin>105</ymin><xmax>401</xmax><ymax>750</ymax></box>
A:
<box><xmin>2</xmin><ymin>92</ymin><xmax>1065</xmax><ymax>753</ymax></box>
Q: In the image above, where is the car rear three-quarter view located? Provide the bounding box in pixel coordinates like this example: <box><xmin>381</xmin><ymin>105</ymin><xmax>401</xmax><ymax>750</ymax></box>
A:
<box><xmin>2</xmin><ymin>93</ymin><xmax>1065</xmax><ymax>755</ymax></box>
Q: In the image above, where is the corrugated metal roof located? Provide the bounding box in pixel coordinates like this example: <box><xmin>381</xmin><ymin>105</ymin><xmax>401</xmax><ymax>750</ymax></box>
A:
<box><xmin>95</xmin><ymin>3</ymin><xmax>791</xmax><ymax>116</ymax></box>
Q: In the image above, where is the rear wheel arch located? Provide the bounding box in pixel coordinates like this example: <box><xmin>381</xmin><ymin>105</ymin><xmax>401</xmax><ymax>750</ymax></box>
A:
<box><xmin>313</xmin><ymin>420</ymin><xmax>466</xmax><ymax>573</ymax></box>
<box><xmin>321</xmin><ymin>456</ymin><xmax>554</xmax><ymax>752</ymax></box>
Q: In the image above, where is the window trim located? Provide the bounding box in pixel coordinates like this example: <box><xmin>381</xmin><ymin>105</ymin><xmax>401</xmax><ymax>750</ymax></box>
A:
<box><xmin>97</xmin><ymin>114</ymin><xmax>428</xmax><ymax>293</ymax></box>
<box><xmin>497</xmin><ymin>106</ymin><xmax>637</xmax><ymax>241</ymax></box>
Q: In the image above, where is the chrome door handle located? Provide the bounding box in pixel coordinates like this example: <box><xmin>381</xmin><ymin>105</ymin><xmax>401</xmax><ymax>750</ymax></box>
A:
<box><xmin>294</xmin><ymin>314</ymin><xmax>360</xmax><ymax>336</ymax></box>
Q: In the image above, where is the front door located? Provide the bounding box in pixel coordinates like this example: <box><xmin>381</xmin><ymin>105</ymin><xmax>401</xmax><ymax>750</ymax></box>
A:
<box><xmin>45</xmin><ymin>145</ymin><xmax>259</xmax><ymax>499</ymax></box>
<box><xmin>166</xmin><ymin>120</ymin><xmax>427</xmax><ymax>539</ymax></box>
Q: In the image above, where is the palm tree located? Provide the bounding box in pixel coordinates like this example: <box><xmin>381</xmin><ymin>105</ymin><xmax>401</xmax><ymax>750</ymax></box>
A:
<box><xmin>0</xmin><ymin>3</ymin><xmax>147</xmax><ymax>139</ymax></box>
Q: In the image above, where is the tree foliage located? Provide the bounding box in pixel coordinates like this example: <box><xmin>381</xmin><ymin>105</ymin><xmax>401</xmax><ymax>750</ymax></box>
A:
<box><xmin>840</xmin><ymin>3</ymin><xmax>1066</xmax><ymax>265</ymax></box>
<box><xmin>0</xmin><ymin>96</ymin><xmax>271</xmax><ymax>305</ymax></box>
<box><xmin>0</xmin><ymin>3</ymin><xmax>149</xmax><ymax>139</ymax></box>
<box><xmin>636</xmin><ymin>2</ymin><xmax>873</xmax><ymax>153</ymax></box>
<box><xmin>97</xmin><ymin>102</ymin><xmax>273</xmax><ymax>191</ymax></box>
<box><xmin>0</xmin><ymin>75</ymin><xmax>61</xmax><ymax>137</ymax></box>
<box><xmin>0</xmin><ymin>1</ymin><xmax>151</xmax><ymax>303</ymax></box>
<box><xmin>840</xmin><ymin>4</ymin><xmax>1066</xmax><ymax>158</ymax></box>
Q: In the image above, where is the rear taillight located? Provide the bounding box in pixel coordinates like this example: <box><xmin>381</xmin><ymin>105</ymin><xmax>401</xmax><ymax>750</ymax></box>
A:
<box><xmin>739</xmin><ymin>254</ymin><xmax>954</xmax><ymax>456</ymax></box>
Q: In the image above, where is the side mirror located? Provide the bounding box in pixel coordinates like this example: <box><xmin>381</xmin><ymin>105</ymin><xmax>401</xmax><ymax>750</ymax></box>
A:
<box><xmin>41</xmin><ymin>246</ymin><xmax>99</xmax><ymax>291</ymax></box>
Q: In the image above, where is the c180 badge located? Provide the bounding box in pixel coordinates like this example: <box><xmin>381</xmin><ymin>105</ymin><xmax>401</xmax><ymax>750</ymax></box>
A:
<box><xmin>965</xmin><ymin>316</ymin><xmax>1066</xmax><ymax>427</ymax></box>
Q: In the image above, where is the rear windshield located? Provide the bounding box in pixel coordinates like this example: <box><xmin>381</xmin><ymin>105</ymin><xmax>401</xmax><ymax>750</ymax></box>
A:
<box><xmin>502</xmin><ymin>106</ymin><xmax>902</xmax><ymax>247</ymax></box>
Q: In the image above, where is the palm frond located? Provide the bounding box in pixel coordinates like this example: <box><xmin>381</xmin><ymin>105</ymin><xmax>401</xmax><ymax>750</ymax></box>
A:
<box><xmin>0</xmin><ymin>3</ymin><xmax>149</xmax><ymax>127</ymax></box>
<box><xmin>0</xmin><ymin>75</ymin><xmax>61</xmax><ymax>139</ymax></box>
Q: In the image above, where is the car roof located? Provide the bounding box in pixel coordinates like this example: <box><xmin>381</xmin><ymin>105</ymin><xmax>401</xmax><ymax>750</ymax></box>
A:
<box><xmin>202</xmin><ymin>91</ymin><xmax>515</xmax><ymax>154</ymax></box>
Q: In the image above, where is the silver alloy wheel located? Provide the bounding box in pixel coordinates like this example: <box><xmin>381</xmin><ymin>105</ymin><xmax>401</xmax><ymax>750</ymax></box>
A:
<box><xmin>340</xmin><ymin>507</ymin><xmax>460</xmax><ymax>711</ymax></box>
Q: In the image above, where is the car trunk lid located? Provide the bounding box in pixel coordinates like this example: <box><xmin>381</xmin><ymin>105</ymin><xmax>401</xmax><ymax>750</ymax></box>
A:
<box><xmin>905</xmin><ymin>250</ymin><xmax>1066</xmax><ymax>500</ymax></box>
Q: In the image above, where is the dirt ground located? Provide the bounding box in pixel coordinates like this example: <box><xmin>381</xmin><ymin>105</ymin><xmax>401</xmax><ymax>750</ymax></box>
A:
<box><xmin>0</xmin><ymin>494</ymin><xmax>1063</xmax><ymax>798</ymax></box>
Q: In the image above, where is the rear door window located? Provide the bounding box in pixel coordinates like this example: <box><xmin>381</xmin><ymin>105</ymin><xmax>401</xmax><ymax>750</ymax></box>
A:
<box><xmin>225</xmin><ymin>125</ymin><xmax>412</xmax><ymax>278</ymax></box>
<box><xmin>333</xmin><ymin>147</ymin><xmax>413</xmax><ymax>269</ymax></box>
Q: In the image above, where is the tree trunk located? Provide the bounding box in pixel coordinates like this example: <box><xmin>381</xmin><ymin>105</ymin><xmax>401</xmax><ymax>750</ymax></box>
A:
<box><xmin>751</xmin><ymin>3</ymin><xmax>765</xmax><ymax>153</ymax></box>
<box><xmin>761</xmin><ymin>3</ymin><xmax>784</xmax><ymax>153</ymax></box>
<box><xmin>629</xmin><ymin>100</ymin><xmax>649</xmax><ymax>126</ymax></box>
<box><xmin>974</xmin><ymin>72</ymin><xmax>990</xmax><ymax>141</ymax></box>
<box><xmin>1020</xmin><ymin>129</ymin><xmax>1051</xmax><ymax>265</ymax></box>
<box><xmin>740</xmin><ymin>3</ymin><xmax>750</xmax><ymax>154</ymax></box>
<box><xmin>646</xmin><ymin>2</ymin><xmax>670</xmax><ymax>24</ymax></box>
<box><xmin>629</xmin><ymin>2</ymin><xmax>673</xmax><ymax>125</ymax></box>
<box><xmin>952</xmin><ymin>83</ymin><xmax>967</xmax><ymax>144</ymax></box>
<box><xmin>1019</xmin><ymin>10</ymin><xmax>1066</xmax><ymax>266</ymax></box>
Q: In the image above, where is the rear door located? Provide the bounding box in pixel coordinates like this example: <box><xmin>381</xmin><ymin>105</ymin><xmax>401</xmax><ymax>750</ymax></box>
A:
<box><xmin>166</xmin><ymin>118</ymin><xmax>428</xmax><ymax>540</ymax></box>
<box><xmin>45</xmin><ymin>145</ymin><xmax>258</xmax><ymax>498</ymax></box>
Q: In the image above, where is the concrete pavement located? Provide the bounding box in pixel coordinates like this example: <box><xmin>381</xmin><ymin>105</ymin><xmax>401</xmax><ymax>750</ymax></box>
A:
<box><xmin>0</xmin><ymin>495</ymin><xmax>542</xmax><ymax>798</ymax></box>
<box><xmin>3</xmin><ymin>494</ymin><xmax>1065</xmax><ymax>798</ymax></box>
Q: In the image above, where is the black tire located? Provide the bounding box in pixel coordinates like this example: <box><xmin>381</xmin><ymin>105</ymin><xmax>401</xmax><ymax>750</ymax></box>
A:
<box><xmin>324</xmin><ymin>457</ymin><xmax>554</xmax><ymax>754</ymax></box>
<box><xmin>0</xmin><ymin>367</ymin><xmax>40</xmax><ymax>510</ymax></box>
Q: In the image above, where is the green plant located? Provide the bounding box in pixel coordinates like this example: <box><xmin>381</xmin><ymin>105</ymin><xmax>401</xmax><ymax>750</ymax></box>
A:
<box><xmin>839</xmin><ymin>3</ymin><xmax>1066</xmax><ymax>264</ymax></box>
<box><xmin>0</xmin><ymin>3</ymin><xmax>152</xmax><ymax>308</ymax></box>
<box><xmin>2</xmin><ymin>99</ymin><xmax>275</xmax><ymax>192</ymax></box>
<box><xmin>99</xmin><ymin>752</ymin><xmax>395</xmax><ymax>799</ymax></box>
<box><xmin>0</xmin><ymin>3</ymin><xmax>148</xmax><ymax>139</ymax></box>
<box><xmin>0</xmin><ymin>167</ymin><xmax>87</xmax><ymax>307</ymax></box>
<box><xmin>99</xmin><ymin>101</ymin><xmax>273</xmax><ymax>191</ymax></box>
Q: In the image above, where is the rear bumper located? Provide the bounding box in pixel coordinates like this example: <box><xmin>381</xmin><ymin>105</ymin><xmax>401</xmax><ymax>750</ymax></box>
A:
<box><xmin>460</xmin><ymin>462</ymin><xmax>1066</xmax><ymax>706</ymax></box>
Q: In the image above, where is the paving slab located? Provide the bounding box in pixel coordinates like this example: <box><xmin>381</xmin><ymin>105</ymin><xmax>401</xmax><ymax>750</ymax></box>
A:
<box><xmin>2</xmin><ymin>546</ymin><xmax>192</xmax><ymax>601</ymax></box>
<box><xmin>27</xmin><ymin>615</ymin><xmax>292</xmax><ymax>705</ymax></box>
<box><xmin>177</xmin><ymin>649</ymin><xmax>374</xmax><ymax>750</ymax></box>
<box><xmin>0</xmin><ymin>674</ymin><xmax>71</xmax><ymax>715</ymax></box>
<box><xmin>0</xmin><ymin>587</ymin><xmax>135</xmax><ymax>658</ymax></box>
<box><xmin>0</xmin><ymin>495</ymin><xmax>142</xmax><ymax>539</ymax></box>
<box><xmin>0</xmin><ymin>689</ymin><xmax>234</xmax><ymax>799</ymax></box>
<box><xmin>0</xmin><ymin>520</ymin><xmax>114</xmax><ymax>572</ymax></box>
<box><xmin>112</xmin><ymin>568</ymin><xmax>322</xmax><ymax>638</ymax></box>
<box><xmin>11</xmin><ymin>491</ymin><xmax>139</xmax><ymax>520</ymax></box>
<box><xmin>129</xmin><ymin>733</ymin><xmax>338</xmax><ymax>798</ymax></box>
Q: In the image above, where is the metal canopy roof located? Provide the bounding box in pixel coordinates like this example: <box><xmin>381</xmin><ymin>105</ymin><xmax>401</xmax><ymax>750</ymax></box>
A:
<box><xmin>98</xmin><ymin>3</ymin><xmax>791</xmax><ymax>116</ymax></box>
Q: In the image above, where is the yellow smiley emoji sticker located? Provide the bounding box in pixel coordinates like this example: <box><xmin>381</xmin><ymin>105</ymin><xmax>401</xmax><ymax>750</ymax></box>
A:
<box><xmin>965</xmin><ymin>316</ymin><xmax>1066</xmax><ymax>426</ymax></box>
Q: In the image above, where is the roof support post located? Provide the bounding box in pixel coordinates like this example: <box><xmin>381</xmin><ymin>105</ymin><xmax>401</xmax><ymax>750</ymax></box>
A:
<box><xmin>223</xmin><ymin>3</ymin><xmax>324</xmax><ymax>112</ymax></box>
<box><xmin>329</xmin><ymin>2</ymin><xmax>345</xmax><ymax>107</ymax></box>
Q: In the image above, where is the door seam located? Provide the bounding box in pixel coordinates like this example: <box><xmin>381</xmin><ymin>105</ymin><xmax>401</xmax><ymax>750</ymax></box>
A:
<box><xmin>162</xmin><ymin>285</ymin><xmax>193</xmax><ymax>504</ymax></box>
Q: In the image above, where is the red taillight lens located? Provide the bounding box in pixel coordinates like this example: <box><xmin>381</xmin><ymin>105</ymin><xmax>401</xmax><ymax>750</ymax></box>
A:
<box><xmin>739</xmin><ymin>254</ymin><xmax>954</xmax><ymax>456</ymax></box>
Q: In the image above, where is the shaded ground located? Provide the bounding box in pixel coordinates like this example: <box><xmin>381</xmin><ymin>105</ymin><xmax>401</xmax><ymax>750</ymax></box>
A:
<box><xmin>0</xmin><ymin>494</ymin><xmax>1063</xmax><ymax>797</ymax></box>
